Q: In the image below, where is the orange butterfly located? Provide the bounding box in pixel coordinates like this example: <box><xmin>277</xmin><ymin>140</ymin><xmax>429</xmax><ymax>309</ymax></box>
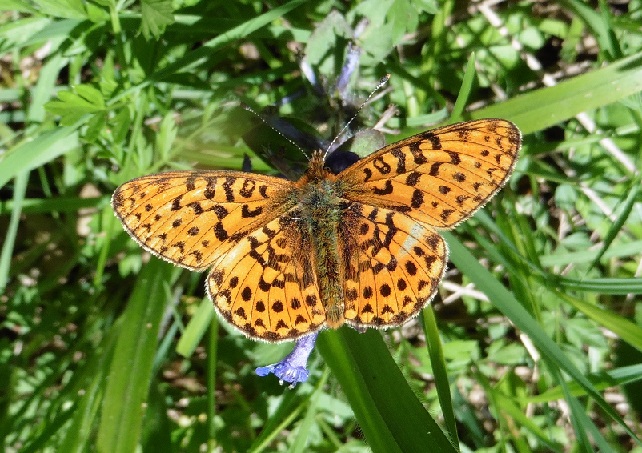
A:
<box><xmin>112</xmin><ymin>119</ymin><xmax>521</xmax><ymax>342</ymax></box>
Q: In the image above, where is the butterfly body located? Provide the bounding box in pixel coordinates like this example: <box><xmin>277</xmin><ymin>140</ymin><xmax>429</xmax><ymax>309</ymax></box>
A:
<box><xmin>293</xmin><ymin>153</ymin><xmax>352</xmax><ymax>327</ymax></box>
<box><xmin>112</xmin><ymin>119</ymin><xmax>521</xmax><ymax>342</ymax></box>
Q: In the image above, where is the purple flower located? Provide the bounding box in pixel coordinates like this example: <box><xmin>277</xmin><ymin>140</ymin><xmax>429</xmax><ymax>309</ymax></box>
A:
<box><xmin>255</xmin><ymin>332</ymin><xmax>318</xmax><ymax>387</ymax></box>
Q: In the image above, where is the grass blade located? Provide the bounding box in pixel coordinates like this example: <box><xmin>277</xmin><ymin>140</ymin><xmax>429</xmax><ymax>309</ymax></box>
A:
<box><xmin>317</xmin><ymin>329</ymin><xmax>457</xmax><ymax>453</ymax></box>
<box><xmin>97</xmin><ymin>259</ymin><xmax>178</xmax><ymax>452</ymax></box>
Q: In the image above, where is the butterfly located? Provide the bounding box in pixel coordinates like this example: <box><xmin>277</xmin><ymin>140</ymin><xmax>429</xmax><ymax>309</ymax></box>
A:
<box><xmin>112</xmin><ymin>119</ymin><xmax>521</xmax><ymax>342</ymax></box>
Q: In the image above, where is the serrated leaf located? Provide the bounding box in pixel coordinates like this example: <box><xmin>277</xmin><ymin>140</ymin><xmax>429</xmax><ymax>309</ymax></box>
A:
<box><xmin>75</xmin><ymin>84</ymin><xmax>105</xmax><ymax>107</ymax></box>
<box><xmin>85</xmin><ymin>111</ymin><xmax>106</xmax><ymax>142</ymax></box>
<box><xmin>45</xmin><ymin>85</ymin><xmax>106</xmax><ymax>125</ymax></box>
<box><xmin>388</xmin><ymin>0</ymin><xmax>418</xmax><ymax>45</ymax></box>
<box><xmin>141</xmin><ymin>0</ymin><xmax>174</xmax><ymax>39</ymax></box>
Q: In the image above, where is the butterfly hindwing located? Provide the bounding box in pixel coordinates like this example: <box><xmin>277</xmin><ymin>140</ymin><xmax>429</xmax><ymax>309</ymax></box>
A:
<box><xmin>338</xmin><ymin>202</ymin><xmax>447</xmax><ymax>327</ymax></box>
<box><xmin>206</xmin><ymin>207</ymin><xmax>326</xmax><ymax>341</ymax></box>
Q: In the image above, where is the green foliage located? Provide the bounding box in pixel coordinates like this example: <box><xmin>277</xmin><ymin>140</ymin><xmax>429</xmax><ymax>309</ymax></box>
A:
<box><xmin>1</xmin><ymin>1</ymin><xmax>642</xmax><ymax>451</ymax></box>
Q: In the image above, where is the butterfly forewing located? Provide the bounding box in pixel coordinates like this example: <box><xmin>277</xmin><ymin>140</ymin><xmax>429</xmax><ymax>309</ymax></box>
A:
<box><xmin>340</xmin><ymin>119</ymin><xmax>521</xmax><ymax>228</ymax></box>
<box><xmin>111</xmin><ymin>171</ymin><xmax>294</xmax><ymax>270</ymax></box>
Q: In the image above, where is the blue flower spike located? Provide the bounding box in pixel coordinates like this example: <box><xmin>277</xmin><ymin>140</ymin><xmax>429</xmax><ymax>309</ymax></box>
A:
<box><xmin>255</xmin><ymin>332</ymin><xmax>318</xmax><ymax>388</ymax></box>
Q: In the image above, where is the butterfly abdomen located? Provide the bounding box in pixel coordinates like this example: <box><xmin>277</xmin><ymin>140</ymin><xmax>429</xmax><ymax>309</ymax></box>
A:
<box><xmin>297</xmin><ymin>177</ymin><xmax>347</xmax><ymax>328</ymax></box>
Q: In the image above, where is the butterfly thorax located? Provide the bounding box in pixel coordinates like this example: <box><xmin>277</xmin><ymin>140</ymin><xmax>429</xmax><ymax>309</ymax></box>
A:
<box><xmin>292</xmin><ymin>151</ymin><xmax>348</xmax><ymax>327</ymax></box>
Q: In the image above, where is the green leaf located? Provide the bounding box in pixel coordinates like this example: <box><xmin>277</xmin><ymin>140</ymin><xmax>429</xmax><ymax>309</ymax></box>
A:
<box><xmin>0</xmin><ymin>171</ymin><xmax>27</xmax><ymax>292</ymax></box>
<box><xmin>45</xmin><ymin>85</ymin><xmax>106</xmax><ymax>125</ymax></box>
<box><xmin>176</xmin><ymin>298</ymin><xmax>214</xmax><ymax>358</ymax></box>
<box><xmin>560</xmin><ymin>292</ymin><xmax>642</xmax><ymax>352</ymax></box>
<box><xmin>150</xmin><ymin>0</ymin><xmax>308</xmax><ymax>80</ymax></box>
<box><xmin>473</xmin><ymin>51</ymin><xmax>642</xmax><ymax>133</ymax></box>
<box><xmin>421</xmin><ymin>306</ymin><xmax>459</xmax><ymax>445</ymax></box>
<box><xmin>0</xmin><ymin>126</ymin><xmax>78</xmax><ymax>189</ymax></box>
<box><xmin>305</xmin><ymin>10</ymin><xmax>351</xmax><ymax>66</ymax></box>
<box><xmin>589</xmin><ymin>178</ymin><xmax>641</xmax><ymax>269</ymax></box>
<box><xmin>97</xmin><ymin>259</ymin><xmax>179</xmax><ymax>452</ymax></box>
<box><xmin>141</xmin><ymin>0</ymin><xmax>174</xmax><ymax>39</ymax></box>
<box><xmin>444</xmin><ymin>232</ymin><xmax>639</xmax><ymax>443</ymax></box>
<box><xmin>317</xmin><ymin>329</ymin><xmax>457</xmax><ymax>452</ymax></box>
<box><xmin>32</xmin><ymin>0</ymin><xmax>88</xmax><ymax>19</ymax></box>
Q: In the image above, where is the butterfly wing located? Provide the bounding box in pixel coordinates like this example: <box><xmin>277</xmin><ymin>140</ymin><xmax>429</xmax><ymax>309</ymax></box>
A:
<box><xmin>113</xmin><ymin>171</ymin><xmax>327</xmax><ymax>342</ymax></box>
<box><xmin>339</xmin><ymin>119</ymin><xmax>521</xmax><ymax>228</ymax></box>
<box><xmin>111</xmin><ymin>171</ymin><xmax>295</xmax><ymax>271</ymax></box>
<box><xmin>338</xmin><ymin>203</ymin><xmax>447</xmax><ymax>327</ymax></box>
<box><xmin>206</xmin><ymin>207</ymin><xmax>326</xmax><ymax>342</ymax></box>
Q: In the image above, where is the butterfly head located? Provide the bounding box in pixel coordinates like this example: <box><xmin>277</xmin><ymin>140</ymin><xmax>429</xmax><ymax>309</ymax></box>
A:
<box><xmin>302</xmin><ymin>151</ymin><xmax>333</xmax><ymax>183</ymax></box>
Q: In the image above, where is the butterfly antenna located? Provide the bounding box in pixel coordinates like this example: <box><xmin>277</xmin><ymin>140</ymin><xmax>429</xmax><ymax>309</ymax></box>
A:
<box><xmin>243</xmin><ymin>105</ymin><xmax>310</xmax><ymax>160</ymax></box>
<box><xmin>323</xmin><ymin>73</ymin><xmax>391</xmax><ymax>160</ymax></box>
